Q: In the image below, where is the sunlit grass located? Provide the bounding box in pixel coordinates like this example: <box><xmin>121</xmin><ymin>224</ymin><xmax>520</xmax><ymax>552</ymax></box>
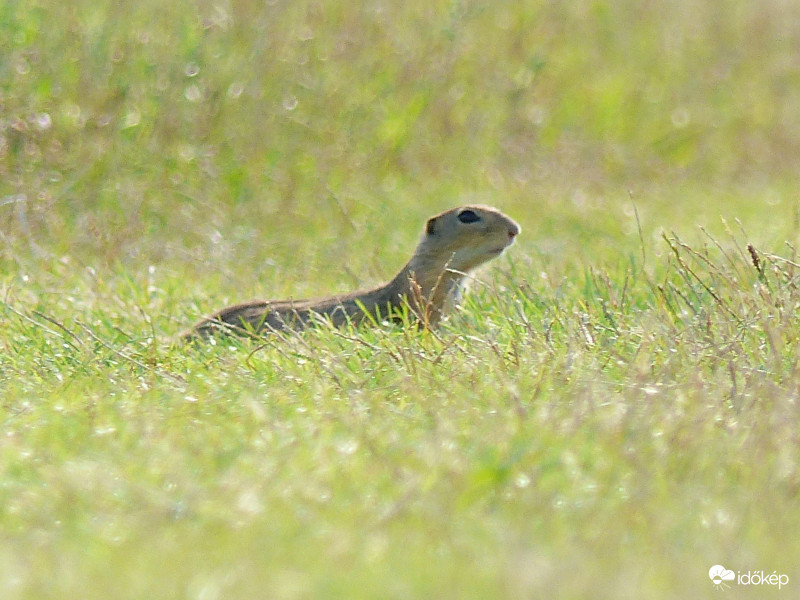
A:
<box><xmin>2</xmin><ymin>0</ymin><xmax>800</xmax><ymax>598</ymax></box>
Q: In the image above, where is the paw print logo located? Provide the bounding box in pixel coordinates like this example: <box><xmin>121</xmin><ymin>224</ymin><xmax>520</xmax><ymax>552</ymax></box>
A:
<box><xmin>709</xmin><ymin>565</ymin><xmax>735</xmax><ymax>590</ymax></box>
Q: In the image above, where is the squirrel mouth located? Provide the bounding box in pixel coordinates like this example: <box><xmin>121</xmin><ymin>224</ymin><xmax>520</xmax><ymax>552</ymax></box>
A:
<box><xmin>490</xmin><ymin>239</ymin><xmax>515</xmax><ymax>255</ymax></box>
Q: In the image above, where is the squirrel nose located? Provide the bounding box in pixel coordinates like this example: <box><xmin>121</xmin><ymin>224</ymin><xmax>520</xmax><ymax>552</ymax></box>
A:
<box><xmin>508</xmin><ymin>228</ymin><xmax>518</xmax><ymax>239</ymax></box>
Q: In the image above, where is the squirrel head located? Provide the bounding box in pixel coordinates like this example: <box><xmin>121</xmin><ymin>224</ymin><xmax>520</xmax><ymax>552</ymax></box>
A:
<box><xmin>419</xmin><ymin>205</ymin><xmax>520</xmax><ymax>274</ymax></box>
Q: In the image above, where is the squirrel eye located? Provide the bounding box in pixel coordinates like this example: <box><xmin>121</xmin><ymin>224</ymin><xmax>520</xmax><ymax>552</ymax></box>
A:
<box><xmin>457</xmin><ymin>209</ymin><xmax>481</xmax><ymax>224</ymax></box>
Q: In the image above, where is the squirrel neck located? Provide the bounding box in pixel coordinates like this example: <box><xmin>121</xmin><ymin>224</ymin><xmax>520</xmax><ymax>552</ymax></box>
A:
<box><xmin>379</xmin><ymin>244</ymin><xmax>464</xmax><ymax>325</ymax></box>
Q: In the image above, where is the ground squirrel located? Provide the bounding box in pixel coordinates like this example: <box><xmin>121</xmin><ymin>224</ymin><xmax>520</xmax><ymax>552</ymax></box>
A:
<box><xmin>182</xmin><ymin>205</ymin><xmax>520</xmax><ymax>341</ymax></box>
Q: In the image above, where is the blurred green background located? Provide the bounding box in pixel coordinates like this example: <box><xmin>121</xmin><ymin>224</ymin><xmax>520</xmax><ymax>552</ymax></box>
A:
<box><xmin>3</xmin><ymin>0</ymin><xmax>799</xmax><ymax>298</ymax></box>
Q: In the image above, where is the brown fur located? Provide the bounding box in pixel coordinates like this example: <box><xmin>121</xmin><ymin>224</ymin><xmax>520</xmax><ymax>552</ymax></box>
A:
<box><xmin>181</xmin><ymin>205</ymin><xmax>520</xmax><ymax>341</ymax></box>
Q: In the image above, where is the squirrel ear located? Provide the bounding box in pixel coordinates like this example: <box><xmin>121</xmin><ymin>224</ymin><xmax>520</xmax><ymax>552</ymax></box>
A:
<box><xmin>426</xmin><ymin>217</ymin><xmax>437</xmax><ymax>235</ymax></box>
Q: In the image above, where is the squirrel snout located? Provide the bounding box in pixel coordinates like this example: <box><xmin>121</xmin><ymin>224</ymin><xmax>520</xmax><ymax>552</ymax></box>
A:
<box><xmin>507</xmin><ymin>221</ymin><xmax>521</xmax><ymax>239</ymax></box>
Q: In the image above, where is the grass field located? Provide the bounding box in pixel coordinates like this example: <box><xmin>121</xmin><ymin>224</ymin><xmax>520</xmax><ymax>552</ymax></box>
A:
<box><xmin>2</xmin><ymin>1</ymin><xmax>800</xmax><ymax>598</ymax></box>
